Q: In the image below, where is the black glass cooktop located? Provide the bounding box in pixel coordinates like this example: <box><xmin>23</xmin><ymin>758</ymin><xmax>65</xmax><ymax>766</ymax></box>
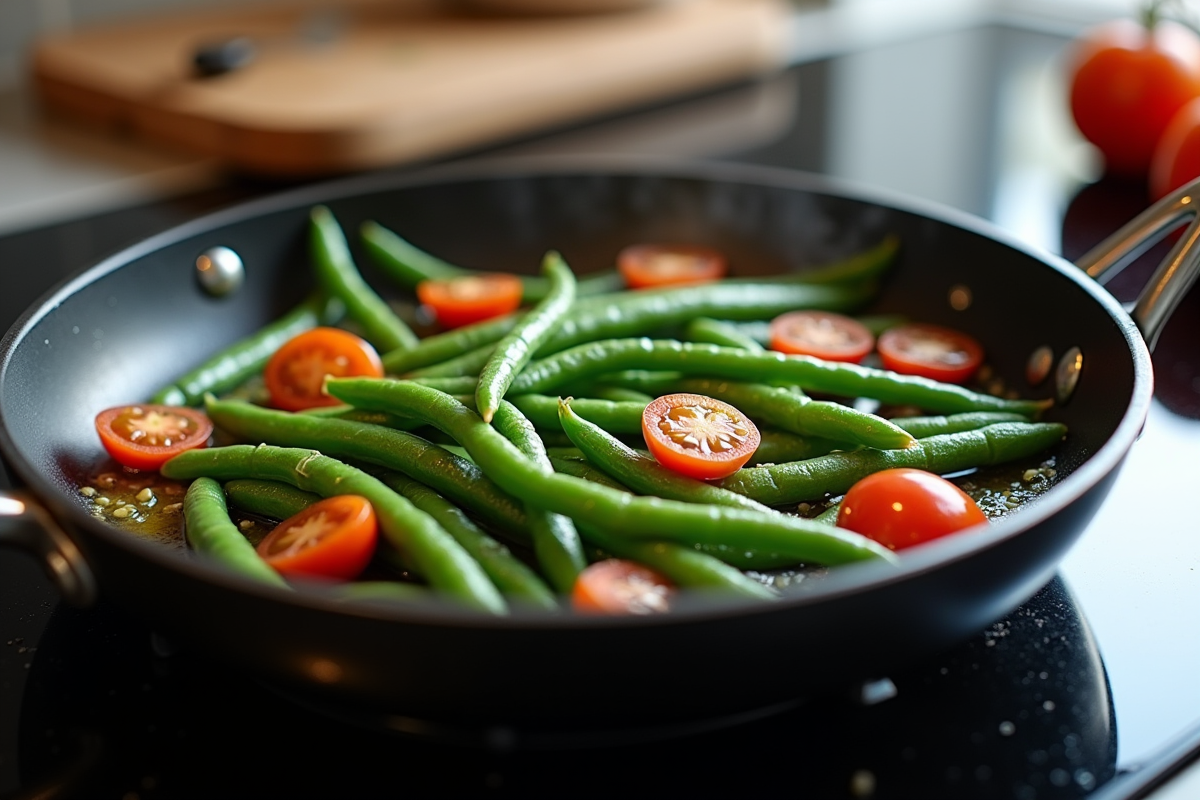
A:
<box><xmin>3</xmin><ymin>19</ymin><xmax>1200</xmax><ymax>800</ymax></box>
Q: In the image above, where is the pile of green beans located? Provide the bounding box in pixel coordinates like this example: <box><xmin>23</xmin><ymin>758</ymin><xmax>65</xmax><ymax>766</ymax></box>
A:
<box><xmin>143</xmin><ymin>209</ymin><xmax>1067</xmax><ymax>616</ymax></box>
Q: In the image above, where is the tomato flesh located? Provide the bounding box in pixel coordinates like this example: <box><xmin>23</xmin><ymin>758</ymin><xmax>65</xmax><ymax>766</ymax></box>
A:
<box><xmin>264</xmin><ymin>327</ymin><xmax>383</xmax><ymax>411</ymax></box>
<box><xmin>769</xmin><ymin>310</ymin><xmax>874</xmax><ymax>363</ymax></box>
<box><xmin>416</xmin><ymin>274</ymin><xmax>523</xmax><ymax>328</ymax></box>
<box><xmin>876</xmin><ymin>323</ymin><xmax>983</xmax><ymax>384</ymax></box>
<box><xmin>641</xmin><ymin>393</ymin><xmax>760</xmax><ymax>480</ymax></box>
<box><xmin>257</xmin><ymin>495</ymin><xmax>377</xmax><ymax>581</ymax></box>
<box><xmin>836</xmin><ymin>468</ymin><xmax>987</xmax><ymax>551</ymax></box>
<box><xmin>572</xmin><ymin>559</ymin><xmax>674</xmax><ymax>615</ymax></box>
<box><xmin>617</xmin><ymin>244</ymin><xmax>726</xmax><ymax>289</ymax></box>
<box><xmin>95</xmin><ymin>404</ymin><xmax>213</xmax><ymax>471</ymax></box>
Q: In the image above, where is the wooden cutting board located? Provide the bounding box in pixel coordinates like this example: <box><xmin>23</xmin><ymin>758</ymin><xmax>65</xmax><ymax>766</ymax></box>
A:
<box><xmin>31</xmin><ymin>0</ymin><xmax>789</xmax><ymax>176</ymax></box>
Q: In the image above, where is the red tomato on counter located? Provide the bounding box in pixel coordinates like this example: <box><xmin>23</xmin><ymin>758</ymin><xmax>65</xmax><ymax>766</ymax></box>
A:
<box><xmin>1067</xmin><ymin>16</ymin><xmax>1200</xmax><ymax>177</ymax></box>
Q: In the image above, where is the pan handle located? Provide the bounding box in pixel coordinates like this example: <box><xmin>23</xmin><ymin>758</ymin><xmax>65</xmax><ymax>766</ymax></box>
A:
<box><xmin>1075</xmin><ymin>177</ymin><xmax>1200</xmax><ymax>349</ymax></box>
<box><xmin>0</xmin><ymin>491</ymin><xmax>98</xmax><ymax>607</ymax></box>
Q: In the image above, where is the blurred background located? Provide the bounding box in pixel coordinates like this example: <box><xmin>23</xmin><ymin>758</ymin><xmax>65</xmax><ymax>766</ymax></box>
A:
<box><xmin>0</xmin><ymin>0</ymin><xmax>1137</xmax><ymax>239</ymax></box>
<box><xmin>7</xmin><ymin>2</ymin><xmax>1200</xmax><ymax>798</ymax></box>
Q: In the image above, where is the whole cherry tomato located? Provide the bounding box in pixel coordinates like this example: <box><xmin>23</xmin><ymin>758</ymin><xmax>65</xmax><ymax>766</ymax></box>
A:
<box><xmin>836</xmin><ymin>468</ymin><xmax>987</xmax><ymax>551</ymax></box>
<box><xmin>1150</xmin><ymin>96</ymin><xmax>1200</xmax><ymax>198</ymax></box>
<box><xmin>1067</xmin><ymin>14</ymin><xmax>1200</xmax><ymax>177</ymax></box>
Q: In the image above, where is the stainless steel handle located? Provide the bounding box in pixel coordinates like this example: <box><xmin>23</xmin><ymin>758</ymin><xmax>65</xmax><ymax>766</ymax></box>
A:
<box><xmin>0</xmin><ymin>490</ymin><xmax>98</xmax><ymax>607</ymax></box>
<box><xmin>1075</xmin><ymin>178</ymin><xmax>1200</xmax><ymax>349</ymax></box>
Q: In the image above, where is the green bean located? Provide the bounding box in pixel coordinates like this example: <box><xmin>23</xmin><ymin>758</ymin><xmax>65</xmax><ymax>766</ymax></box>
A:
<box><xmin>717</xmin><ymin>421</ymin><xmax>1067</xmax><ymax>505</ymax></box>
<box><xmin>726</xmin><ymin>236</ymin><xmax>900</xmax><ymax>285</ymax></box>
<box><xmin>360</xmin><ymin>220</ymin><xmax>624</xmax><ymax>302</ymax></box>
<box><xmin>163</xmin><ymin>444</ymin><xmax>507</xmax><ymax>613</ymax></box>
<box><xmin>299</xmin><ymin>404</ymin><xmax>423</xmax><ymax>430</ymax></box>
<box><xmin>224</xmin><ymin>478</ymin><xmax>320</xmax><ymax>520</ymax></box>
<box><xmin>406</xmin><ymin>343</ymin><xmax>493</xmax><ymax>379</ymax></box>
<box><xmin>509</xmin><ymin>339</ymin><xmax>1052</xmax><ymax>417</ymax></box>
<box><xmin>384</xmin><ymin>280</ymin><xmax>874</xmax><ymax>375</ymax></box>
<box><xmin>407</xmin><ymin>375</ymin><xmax>480</xmax><ymax>394</ymax></box>
<box><xmin>812</xmin><ymin>503</ymin><xmax>842</xmax><ymax>526</ymax></box>
<box><xmin>587</xmin><ymin>386</ymin><xmax>654</xmax><ymax>404</ymax></box>
<box><xmin>310</xmin><ymin>206</ymin><xmax>419</xmax><ymax>352</ymax></box>
<box><xmin>548</xmin><ymin>451</ymin><xmax>808</xmax><ymax>571</ymax></box>
<box><xmin>382</xmin><ymin>314</ymin><xmax>517</xmax><ymax>375</ymax></box>
<box><xmin>576</xmin><ymin>524</ymin><xmax>778</xmax><ymax>601</ymax></box>
<box><xmin>509</xmin><ymin>393</ymin><xmax>645</xmax><ymax>434</ymax></box>
<box><xmin>712</xmin><ymin>314</ymin><xmax>906</xmax><ymax>348</ymax></box>
<box><xmin>750</xmin><ymin>429</ymin><xmax>843</xmax><ymax>465</ymax></box>
<box><xmin>476</xmin><ymin>252</ymin><xmax>577</xmax><ymax>423</ymax></box>
<box><xmin>890</xmin><ymin>412</ymin><xmax>1030</xmax><ymax>438</ymax></box>
<box><xmin>151</xmin><ymin>294</ymin><xmax>340</xmax><ymax>406</ymax></box>
<box><xmin>375</xmin><ymin>471</ymin><xmax>558</xmax><ymax>609</ymax></box>
<box><xmin>182</xmin><ymin>477</ymin><xmax>289</xmax><ymax>588</ymax></box>
<box><xmin>327</xmin><ymin>581</ymin><xmax>433</xmax><ymax>605</ymax></box>
<box><xmin>491</xmin><ymin>401</ymin><xmax>587</xmax><ymax>593</ymax></box>
<box><xmin>558</xmin><ymin>398</ymin><xmax>772</xmax><ymax>513</ymax></box>
<box><xmin>326</xmin><ymin>378</ymin><xmax>898</xmax><ymax>567</ymax></box>
<box><xmin>682</xmin><ymin>318</ymin><xmax>765</xmax><ymax>352</ymax></box>
<box><xmin>601</xmin><ymin>371</ymin><xmax>915</xmax><ymax>450</ymax></box>
<box><xmin>203</xmin><ymin>396</ymin><xmax>531</xmax><ymax>543</ymax></box>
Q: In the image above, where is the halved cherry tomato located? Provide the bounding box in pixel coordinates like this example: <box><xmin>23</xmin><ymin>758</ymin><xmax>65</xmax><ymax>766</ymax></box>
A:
<box><xmin>836</xmin><ymin>468</ymin><xmax>987</xmax><ymax>551</ymax></box>
<box><xmin>256</xmin><ymin>495</ymin><xmax>377</xmax><ymax>581</ymax></box>
<box><xmin>572</xmin><ymin>559</ymin><xmax>674</xmax><ymax>615</ymax></box>
<box><xmin>876</xmin><ymin>323</ymin><xmax>983</xmax><ymax>384</ymax></box>
<box><xmin>616</xmin><ymin>244</ymin><xmax>727</xmax><ymax>289</ymax></box>
<box><xmin>416</xmin><ymin>273</ymin><xmax>523</xmax><ymax>328</ymax></box>
<box><xmin>641</xmin><ymin>393</ymin><xmax>760</xmax><ymax>480</ymax></box>
<box><xmin>768</xmin><ymin>310</ymin><xmax>875</xmax><ymax>363</ymax></box>
<box><xmin>95</xmin><ymin>404</ymin><xmax>213</xmax><ymax>471</ymax></box>
<box><xmin>264</xmin><ymin>327</ymin><xmax>383</xmax><ymax>412</ymax></box>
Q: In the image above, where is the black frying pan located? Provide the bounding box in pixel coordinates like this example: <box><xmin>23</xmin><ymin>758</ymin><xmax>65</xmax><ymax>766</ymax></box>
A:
<box><xmin>0</xmin><ymin>158</ymin><xmax>1189</xmax><ymax>726</ymax></box>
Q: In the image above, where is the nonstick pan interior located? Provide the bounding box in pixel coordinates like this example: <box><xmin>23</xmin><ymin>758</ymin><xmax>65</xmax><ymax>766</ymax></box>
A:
<box><xmin>0</xmin><ymin>159</ymin><xmax>1151</xmax><ymax>722</ymax></box>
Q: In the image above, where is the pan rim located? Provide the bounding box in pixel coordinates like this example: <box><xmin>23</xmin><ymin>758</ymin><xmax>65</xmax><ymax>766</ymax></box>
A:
<box><xmin>0</xmin><ymin>154</ymin><xmax>1155</xmax><ymax>631</ymax></box>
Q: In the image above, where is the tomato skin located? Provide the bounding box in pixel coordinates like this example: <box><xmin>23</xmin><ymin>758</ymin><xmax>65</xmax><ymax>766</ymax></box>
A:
<box><xmin>572</xmin><ymin>559</ymin><xmax>674</xmax><ymax>614</ymax></box>
<box><xmin>1150</xmin><ymin>96</ymin><xmax>1200</xmax><ymax>199</ymax></box>
<box><xmin>876</xmin><ymin>323</ymin><xmax>984</xmax><ymax>384</ymax></box>
<box><xmin>641</xmin><ymin>393</ymin><xmax>760</xmax><ymax>480</ymax></box>
<box><xmin>836</xmin><ymin>468</ymin><xmax>987</xmax><ymax>551</ymax></box>
<box><xmin>264</xmin><ymin>327</ymin><xmax>383</xmax><ymax>412</ymax></box>
<box><xmin>256</xmin><ymin>495</ymin><xmax>377</xmax><ymax>581</ymax></box>
<box><xmin>1067</xmin><ymin>18</ymin><xmax>1200</xmax><ymax>177</ymax></box>
<box><xmin>617</xmin><ymin>244</ymin><xmax>727</xmax><ymax>289</ymax></box>
<box><xmin>95</xmin><ymin>404</ymin><xmax>213</xmax><ymax>471</ymax></box>
<box><xmin>416</xmin><ymin>274</ymin><xmax>523</xmax><ymax>328</ymax></box>
<box><xmin>769</xmin><ymin>310</ymin><xmax>874</xmax><ymax>363</ymax></box>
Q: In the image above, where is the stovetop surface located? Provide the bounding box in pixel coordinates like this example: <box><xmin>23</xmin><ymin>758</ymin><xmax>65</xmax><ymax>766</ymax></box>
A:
<box><xmin>3</xmin><ymin>20</ymin><xmax>1200</xmax><ymax>800</ymax></box>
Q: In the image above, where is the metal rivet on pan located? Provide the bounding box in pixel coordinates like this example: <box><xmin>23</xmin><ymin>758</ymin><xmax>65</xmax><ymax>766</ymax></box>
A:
<box><xmin>1026</xmin><ymin>346</ymin><xmax>1054</xmax><ymax>386</ymax></box>
<box><xmin>1056</xmin><ymin>346</ymin><xmax>1083</xmax><ymax>404</ymax></box>
<box><xmin>195</xmin><ymin>246</ymin><xmax>244</xmax><ymax>297</ymax></box>
<box><xmin>948</xmin><ymin>284</ymin><xmax>972</xmax><ymax>311</ymax></box>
